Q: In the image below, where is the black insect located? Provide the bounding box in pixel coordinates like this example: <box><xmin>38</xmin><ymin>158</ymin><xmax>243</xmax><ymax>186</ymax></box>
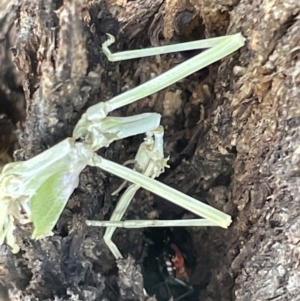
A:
<box><xmin>143</xmin><ymin>228</ymin><xmax>196</xmax><ymax>301</ymax></box>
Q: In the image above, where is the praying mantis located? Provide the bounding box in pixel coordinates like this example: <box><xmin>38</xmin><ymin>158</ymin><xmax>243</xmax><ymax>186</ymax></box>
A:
<box><xmin>0</xmin><ymin>33</ymin><xmax>245</xmax><ymax>258</ymax></box>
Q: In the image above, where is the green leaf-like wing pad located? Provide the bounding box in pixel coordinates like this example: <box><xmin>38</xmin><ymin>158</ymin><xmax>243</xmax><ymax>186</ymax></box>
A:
<box><xmin>31</xmin><ymin>169</ymin><xmax>80</xmax><ymax>239</ymax></box>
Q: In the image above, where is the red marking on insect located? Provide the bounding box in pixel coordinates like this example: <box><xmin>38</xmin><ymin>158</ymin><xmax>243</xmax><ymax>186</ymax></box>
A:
<box><xmin>167</xmin><ymin>243</ymin><xmax>189</xmax><ymax>283</ymax></box>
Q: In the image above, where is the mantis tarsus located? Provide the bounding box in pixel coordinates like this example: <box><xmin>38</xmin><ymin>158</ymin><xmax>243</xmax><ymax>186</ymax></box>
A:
<box><xmin>0</xmin><ymin>33</ymin><xmax>245</xmax><ymax>259</ymax></box>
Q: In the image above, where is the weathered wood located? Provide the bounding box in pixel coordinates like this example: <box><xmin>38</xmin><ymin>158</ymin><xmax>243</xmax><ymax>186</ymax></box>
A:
<box><xmin>0</xmin><ymin>0</ymin><xmax>24</xmax><ymax>169</ymax></box>
<box><xmin>1</xmin><ymin>0</ymin><xmax>300</xmax><ymax>300</ymax></box>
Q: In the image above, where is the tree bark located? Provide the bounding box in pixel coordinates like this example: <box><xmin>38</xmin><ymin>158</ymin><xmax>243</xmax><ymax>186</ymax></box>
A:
<box><xmin>0</xmin><ymin>0</ymin><xmax>300</xmax><ymax>300</ymax></box>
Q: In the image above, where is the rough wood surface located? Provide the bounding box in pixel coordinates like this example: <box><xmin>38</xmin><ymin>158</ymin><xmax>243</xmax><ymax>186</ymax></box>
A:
<box><xmin>0</xmin><ymin>0</ymin><xmax>24</xmax><ymax>168</ymax></box>
<box><xmin>0</xmin><ymin>0</ymin><xmax>300</xmax><ymax>300</ymax></box>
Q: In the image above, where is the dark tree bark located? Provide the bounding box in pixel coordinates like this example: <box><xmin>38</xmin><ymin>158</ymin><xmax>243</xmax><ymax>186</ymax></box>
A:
<box><xmin>0</xmin><ymin>0</ymin><xmax>300</xmax><ymax>300</ymax></box>
<box><xmin>0</xmin><ymin>0</ymin><xmax>24</xmax><ymax>168</ymax></box>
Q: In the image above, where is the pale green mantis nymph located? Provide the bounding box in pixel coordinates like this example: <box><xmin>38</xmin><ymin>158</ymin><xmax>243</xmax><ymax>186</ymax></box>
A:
<box><xmin>0</xmin><ymin>33</ymin><xmax>245</xmax><ymax>257</ymax></box>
